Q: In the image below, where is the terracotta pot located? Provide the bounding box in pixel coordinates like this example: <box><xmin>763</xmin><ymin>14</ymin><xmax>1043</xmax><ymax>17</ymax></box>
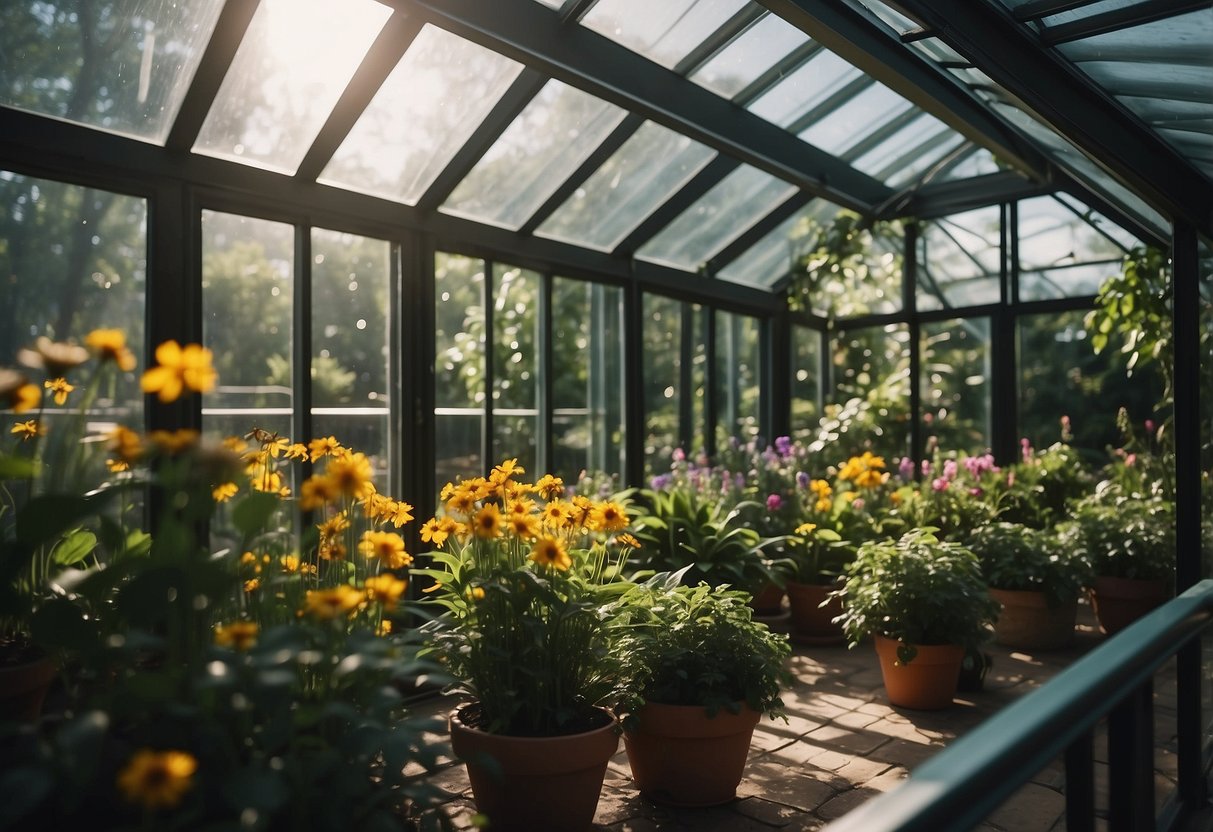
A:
<box><xmin>623</xmin><ymin>701</ymin><xmax>761</xmax><ymax>806</ymax></box>
<box><xmin>448</xmin><ymin>703</ymin><xmax>619</xmax><ymax>832</ymax></box>
<box><xmin>785</xmin><ymin>581</ymin><xmax>845</xmax><ymax>645</ymax></box>
<box><xmin>989</xmin><ymin>588</ymin><xmax>1077</xmax><ymax>650</ymax></box>
<box><xmin>873</xmin><ymin>635</ymin><xmax>964</xmax><ymax>710</ymax></box>
<box><xmin>0</xmin><ymin>655</ymin><xmax>58</xmax><ymax>722</ymax></box>
<box><xmin>1089</xmin><ymin>576</ymin><xmax>1170</xmax><ymax>636</ymax></box>
<box><xmin>748</xmin><ymin>581</ymin><xmax>786</xmax><ymax>617</ymax></box>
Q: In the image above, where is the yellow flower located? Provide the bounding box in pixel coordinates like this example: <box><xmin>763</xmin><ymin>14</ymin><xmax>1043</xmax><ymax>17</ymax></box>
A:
<box><xmin>359</xmin><ymin>531</ymin><xmax>412</xmax><ymax>569</ymax></box>
<box><xmin>540</xmin><ymin>500</ymin><xmax>573</xmax><ymax>529</ymax></box>
<box><xmin>19</xmin><ymin>336</ymin><xmax>89</xmax><ymax>376</ymax></box>
<box><xmin>490</xmin><ymin>458</ymin><xmax>524</xmax><ymax>488</ymax></box>
<box><xmin>284</xmin><ymin>442</ymin><xmax>309</xmax><ymax>460</ymax></box>
<box><xmin>222</xmin><ymin>435</ymin><xmax>249</xmax><ymax>455</ymax></box>
<box><xmin>299</xmin><ymin>475</ymin><xmax>339</xmax><ymax>511</ymax></box>
<box><xmin>0</xmin><ymin>369</ymin><xmax>40</xmax><ymax>413</ymax></box>
<box><xmin>535</xmin><ymin>474</ymin><xmax>564</xmax><ymax>500</ymax></box>
<box><xmin>308</xmin><ymin>435</ymin><xmax>342</xmax><ymax>461</ymax></box>
<box><xmin>472</xmin><ymin>503</ymin><xmax>502</xmax><ymax>539</ymax></box>
<box><xmin>420</xmin><ymin>517</ymin><xmax>450</xmax><ymax>547</ymax></box>
<box><xmin>589</xmin><ymin>501</ymin><xmax>629</xmax><ymax>533</ymax></box>
<box><xmin>377</xmin><ymin>619</ymin><xmax>393</xmax><ymax>636</ymax></box>
<box><xmin>319</xmin><ymin>539</ymin><xmax>347</xmax><ymax>561</ymax></box>
<box><xmin>212</xmin><ymin>482</ymin><xmax>238</xmax><ymax>502</ymax></box>
<box><xmin>116</xmin><ymin>749</ymin><xmax>197</xmax><ymax>811</ymax></box>
<box><xmin>569</xmin><ymin>495</ymin><xmax>593</xmax><ymax>527</ymax></box>
<box><xmin>107</xmin><ymin>425</ymin><xmax>144</xmax><ymax>465</ymax></box>
<box><xmin>795</xmin><ymin>522</ymin><xmax>818</xmax><ymax>536</ymax></box>
<box><xmin>280</xmin><ymin>555</ymin><xmax>301</xmax><ymax>573</ymax></box>
<box><xmin>464</xmin><ymin>585</ymin><xmax>485</xmax><ymax>601</ymax></box>
<box><xmin>530</xmin><ymin>536</ymin><xmax>571</xmax><ymax>571</ymax></box>
<box><xmin>44</xmin><ymin>377</ymin><xmax>74</xmax><ymax>405</ymax></box>
<box><xmin>243</xmin><ymin>578</ymin><xmax>261</xmax><ymax>593</ymax></box>
<box><xmin>141</xmin><ymin>341</ymin><xmax>217</xmax><ymax>402</ymax></box>
<box><xmin>445</xmin><ymin>485</ymin><xmax>478</xmax><ymax>517</ymax></box>
<box><xmin>506</xmin><ymin>497</ymin><xmax>536</xmax><ymax>516</ymax></box>
<box><xmin>303</xmin><ymin>585</ymin><xmax>365</xmax><ymax>620</ymax></box>
<box><xmin>364</xmin><ymin>574</ymin><xmax>408</xmax><ymax>608</ymax></box>
<box><xmin>10</xmin><ymin>420</ymin><xmax>44</xmax><ymax>441</ymax></box>
<box><xmin>214</xmin><ymin>620</ymin><xmax>259</xmax><ymax>650</ymax></box>
<box><xmin>85</xmin><ymin>328</ymin><xmax>137</xmax><ymax>371</ymax></box>
<box><xmin>327</xmin><ymin>451</ymin><xmax>374</xmax><ymax>499</ymax></box>
<box><xmin>616</xmin><ymin>533</ymin><xmax>642</xmax><ymax>550</ymax></box>
<box><xmin>507</xmin><ymin>512</ymin><xmax>539</xmax><ymax>540</ymax></box>
<box><xmin>318</xmin><ymin>511</ymin><xmax>351</xmax><ymax>539</ymax></box>
<box><xmin>150</xmin><ymin>428</ymin><xmax>200</xmax><ymax>455</ymax></box>
<box><xmin>106</xmin><ymin>458</ymin><xmax>130</xmax><ymax>473</ymax></box>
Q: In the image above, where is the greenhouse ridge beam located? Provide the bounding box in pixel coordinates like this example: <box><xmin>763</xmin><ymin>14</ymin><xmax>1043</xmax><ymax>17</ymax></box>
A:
<box><xmin>399</xmin><ymin>0</ymin><xmax>891</xmax><ymax>211</ymax></box>
<box><xmin>889</xmin><ymin>0</ymin><xmax>1213</xmax><ymax>238</ymax></box>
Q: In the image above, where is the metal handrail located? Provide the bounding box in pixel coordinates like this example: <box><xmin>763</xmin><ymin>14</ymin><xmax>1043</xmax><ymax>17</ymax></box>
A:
<box><xmin>823</xmin><ymin>579</ymin><xmax>1213</xmax><ymax>832</ymax></box>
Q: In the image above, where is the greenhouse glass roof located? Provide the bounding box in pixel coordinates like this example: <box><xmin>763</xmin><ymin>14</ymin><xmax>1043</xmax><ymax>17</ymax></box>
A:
<box><xmin>0</xmin><ymin>0</ymin><xmax>1208</xmax><ymax>293</ymax></box>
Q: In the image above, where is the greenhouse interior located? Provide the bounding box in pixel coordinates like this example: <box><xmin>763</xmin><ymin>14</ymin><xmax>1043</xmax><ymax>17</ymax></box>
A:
<box><xmin>0</xmin><ymin>0</ymin><xmax>1211</xmax><ymax>829</ymax></box>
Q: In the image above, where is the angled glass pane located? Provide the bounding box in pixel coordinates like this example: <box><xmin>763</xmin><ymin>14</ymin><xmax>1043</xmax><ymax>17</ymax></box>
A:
<box><xmin>715</xmin><ymin>310</ymin><xmax>762</xmax><ymax>446</ymax></box>
<box><xmin>637</xmin><ymin>165</ymin><xmax>797</xmax><ymax>270</ymax></box>
<box><xmin>319</xmin><ymin>26</ymin><xmax>523</xmax><ymax>205</ymax></box>
<box><xmin>1042</xmin><ymin>0</ymin><xmax>1143</xmax><ymax>27</ymax></box>
<box><xmin>921</xmin><ymin>317</ymin><xmax>991</xmax><ymax>453</ymax></box>
<box><xmin>799</xmin><ymin>82</ymin><xmax>914</xmax><ymax>156</ymax></box>
<box><xmin>434</xmin><ymin>253</ymin><xmax>485</xmax><ymax>492</ymax></box>
<box><xmin>193</xmin><ymin>0</ymin><xmax>391</xmax><ymax>174</ymax></box>
<box><xmin>581</xmin><ymin>0</ymin><xmax>749</xmax><ymax>70</ymax></box>
<box><xmin>1018</xmin><ymin>194</ymin><xmax>1133</xmax><ymax>271</ymax></box>
<box><xmin>856</xmin><ymin>0</ymin><xmax>920</xmax><ymax>34</ymax></box>
<box><xmin>918</xmin><ymin>206</ymin><xmax>1002</xmax><ymax>311</ymax></box>
<box><xmin>849</xmin><ymin>111</ymin><xmax>965</xmax><ymax>186</ymax></box>
<box><xmin>1019</xmin><ymin>263</ymin><xmax>1116</xmax><ymax>301</ymax></box>
<box><xmin>536</xmin><ymin>121</ymin><xmax>716</xmax><ymax>251</ymax></box>
<box><xmin>718</xmin><ymin>199</ymin><xmax>840</xmax><ymax>288</ymax></box>
<box><xmin>746</xmin><ymin>49</ymin><xmax>861</xmax><ymax>128</ymax></box>
<box><xmin>0</xmin><ymin>1</ymin><xmax>224</xmax><ymax>143</ymax></box>
<box><xmin>881</xmin><ymin>130</ymin><xmax>967</xmax><ymax>188</ymax></box>
<box><xmin>689</xmin><ymin>13</ymin><xmax>811</xmax><ymax>99</ymax></box>
<box><xmin>441</xmin><ymin>80</ymin><xmax>627</xmax><ymax>230</ymax></box>
<box><xmin>492</xmin><ymin>263</ymin><xmax>540</xmax><ymax>474</ymax></box>
<box><xmin>940</xmin><ymin>146</ymin><xmax>1002</xmax><ymax>181</ymax></box>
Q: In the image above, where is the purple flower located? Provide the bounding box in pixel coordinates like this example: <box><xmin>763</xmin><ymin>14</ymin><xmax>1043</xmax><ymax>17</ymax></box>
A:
<box><xmin>921</xmin><ymin>460</ymin><xmax>932</xmax><ymax>477</ymax></box>
<box><xmin>898</xmin><ymin>456</ymin><xmax>915</xmax><ymax>481</ymax></box>
<box><xmin>796</xmin><ymin>471</ymin><xmax>810</xmax><ymax>489</ymax></box>
<box><xmin>943</xmin><ymin>459</ymin><xmax>958</xmax><ymax>481</ymax></box>
<box><xmin>735</xmin><ymin>472</ymin><xmax>745</xmax><ymax>489</ymax></box>
<box><xmin>766</xmin><ymin>493</ymin><xmax>783</xmax><ymax>511</ymax></box>
<box><xmin>775</xmin><ymin>435</ymin><xmax>792</xmax><ymax>457</ymax></box>
<box><xmin>650</xmin><ymin>474</ymin><xmax>671</xmax><ymax>490</ymax></box>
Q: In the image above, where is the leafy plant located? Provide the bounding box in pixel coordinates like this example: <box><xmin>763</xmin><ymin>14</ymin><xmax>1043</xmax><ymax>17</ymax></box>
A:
<box><xmin>1059</xmin><ymin>489</ymin><xmax>1174</xmax><ymax>582</ymax></box>
<box><xmin>833</xmin><ymin>528</ymin><xmax>998</xmax><ymax>663</ymax></box>
<box><xmin>610</xmin><ymin>572</ymin><xmax>791</xmax><ymax>720</ymax></box>
<box><xmin>966</xmin><ymin>521</ymin><xmax>1090</xmax><ymax>606</ymax></box>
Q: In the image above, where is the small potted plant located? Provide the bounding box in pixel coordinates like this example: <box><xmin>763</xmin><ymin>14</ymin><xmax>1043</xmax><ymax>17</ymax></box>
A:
<box><xmin>966</xmin><ymin>521</ymin><xmax>1091</xmax><ymax>650</ymax></box>
<box><xmin>610</xmin><ymin>572</ymin><xmax>791</xmax><ymax>806</ymax></box>
<box><xmin>833</xmin><ymin>528</ymin><xmax>999</xmax><ymax>710</ymax></box>
<box><xmin>782</xmin><ymin>522</ymin><xmax>850</xmax><ymax>644</ymax></box>
<box><xmin>414</xmin><ymin>462</ymin><xmax>639</xmax><ymax>831</ymax></box>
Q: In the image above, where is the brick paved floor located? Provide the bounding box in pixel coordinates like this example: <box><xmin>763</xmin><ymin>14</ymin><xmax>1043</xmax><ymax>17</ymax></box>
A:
<box><xmin>409</xmin><ymin>599</ymin><xmax>1185</xmax><ymax>831</ymax></box>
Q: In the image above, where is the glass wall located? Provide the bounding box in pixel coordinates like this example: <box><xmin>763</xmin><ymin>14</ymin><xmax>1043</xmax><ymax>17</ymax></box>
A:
<box><xmin>790</xmin><ymin>323</ymin><xmax>821</xmax><ymax>442</ymax></box>
<box><xmin>643</xmin><ymin>294</ymin><xmax>683</xmax><ymax>476</ymax></box>
<box><xmin>829</xmin><ymin>323</ymin><xmax>910</xmax><ymax>460</ymax></box>
<box><xmin>490</xmin><ymin>263</ymin><xmax>540</xmax><ymax>473</ymax></box>
<box><xmin>920</xmin><ymin>317</ymin><xmax>991</xmax><ymax>451</ymax></box>
<box><xmin>714</xmin><ymin>310</ymin><xmax>762</xmax><ymax>448</ymax></box>
<box><xmin>434</xmin><ymin>253</ymin><xmax>485</xmax><ymax>491</ymax></box>
<box><xmin>918</xmin><ymin>205</ymin><xmax>1002</xmax><ymax>311</ymax></box>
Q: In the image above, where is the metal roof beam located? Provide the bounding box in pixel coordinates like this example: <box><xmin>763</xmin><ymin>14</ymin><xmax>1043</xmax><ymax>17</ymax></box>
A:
<box><xmin>398</xmin><ymin>0</ymin><xmax>891</xmax><ymax>211</ymax></box>
<box><xmin>889</xmin><ymin>0</ymin><xmax>1213</xmax><ymax>236</ymax></box>
<box><xmin>887</xmin><ymin>170</ymin><xmax>1051</xmax><ymax>220</ymax></box>
<box><xmin>1011</xmin><ymin>0</ymin><xmax>1103</xmax><ymax>22</ymax></box>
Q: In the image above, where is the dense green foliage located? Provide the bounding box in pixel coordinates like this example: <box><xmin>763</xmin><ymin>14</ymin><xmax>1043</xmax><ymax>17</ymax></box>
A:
<box><xmin>966</xmin><ymin>521</ymin><xmax>1091</xmax><ymax>605</ymax></box>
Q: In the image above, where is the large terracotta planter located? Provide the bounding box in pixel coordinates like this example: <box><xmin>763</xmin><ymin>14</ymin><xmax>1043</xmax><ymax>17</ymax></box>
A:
<box><xmin>785</xmin><ymin>581</ymin><xmax>845</xmax><ymax>645</ymax></box>
<box><xmin>989</xmin><ymin>588</ymin><xmax>1078</xmax><ymax>650</ymax></box>
<box><xmin>448</xmin><ymin>703</ymin><xmax>619</xmax><ymax>832</ymax></box>
<box><xmin>873</xmin><ymin>635</ymin><xmax>964</xmax><ymax>710</ymax></box>
<box><xmin>1089</xmin><ymin>576</ymin><xmax>1170</xmax><ymax>636</ymax></box>
<box><xmin>749</xmin><ymin>581</ymin><xmax>786</xmax><ymax>617</ymax></box>
<box><xmin>0</xmin><ymin>655</ymin><xmax>58</xmax><ymax>722</ymax></box>
<box><xmin>623</xmin><ymin>701</ymin><xmax>760</xmax><ymax>806</ymax></box>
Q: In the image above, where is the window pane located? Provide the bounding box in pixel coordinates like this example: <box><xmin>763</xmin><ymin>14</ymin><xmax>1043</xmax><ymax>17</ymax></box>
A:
<box><xmin>790</xmin><ymin>214</ymin><xmax>903</xmax><ymax>318</ymax></box>
<box><xmin>921</xmin><ymin>318</ymin><xmax>990</xmax><ymax>453</ymax></box>
<box><xmin>581</xmin><ymin>0</ymin><xmax>749</xmax><ymax>70</ymax></box>
<box><xmin>320</xmin><ymin>26</ymin><xmax>524</xmax><ymax>205</ymax></box>
<box><xmin>310</xmin><ymin>228</ymin><xmax>391</xmax><ymax>493</ymax></box>
<box><xmin>1019</xmin><ymin>263</ymin><xmax>1116</xmax><ymax>302</ymax></box>
<box><xmin>551</xmin><ymin>279</ymin><xmax>625</xmax><ymax>482</ymax></box>
<box><xmin>829</xmin><ymin>323</ymin><xmax>910</xmax><ymax>459</ymax></box>
<box><xmin>791</xmin><ymin>324</ymin><xmax>821</xmax><ymax>442</ymax></box>
<box><xmin>940</xmin><ymin>147</ymin><xmax>1002</xmax><ymax>181</ymax></box>
<box><xmin>201</xmin><ymin>211</ymin><xmax>295</xmax><ymax>443</ymax></box>
<box><xmin>536</xmin><ymin>121</ymin><xmax>716</xmax><ymax>251</ymax></box>
<box><xmin>491</xmin><ymin>263</ymin><xmax>540</xmax><ymax>473</ymax></box>
<box><xmin>435</xmin><ymin>253</ymin><xmax>485</xmax><ymax>491</ymax></box>
<box><xmin>643</xmin><ymin>294</ymin><xmax>682</xmax><ymax>476</ymax></box>
<box><xmin>1018</xmin><ymin>194</ymin><xmax>1134</xmax><ymax>271</ymax></box>
<box><xmin>638</xmin><ymin>164</ymin><xmax>797</xmax><ymax>270</ymax></box>
<box><xmin>747</xmin><ymin>49</ymin><xmax>861</xmax><ymax>128</ymax></box>
<box><xmin>690</xmin><ymin>13</ymin><xmax>811</xmax><ymax>99</ymax></box>
<box><xmin>0</xmin><ymin>171</ymin><xmax>146</xmax><ymax>488</ymax></box>
<box><xmin>799</xmin><ymin>82</ymin><xmax>914</xmax><ymax>156</ymax></box>
<box><xmin>918</xmin><ymin>206</ymin><xmax>1002</xmax><ymax>311</ymax></box>
<box><xmin>1017</xmin><ymin>310</ymin><xmax>1162</xmax><ymax>460</ymax></box>
<box><xmin>442</xmin><ymin>80</ymin><xmax>628</xmax><ymax>229</ymax></box>
<box><xmin>193</xmin><ymin>0</ymin><xmax>391</xmax><ymax>174</ymax></box>
<box><xmin>715</xmin><ymin>310</ymin><xmax>762</xmax><ymax>447</ymax></box>
<box><xmin>0</xmin><ymin>0</ymin><xmax>225</xmax><ymax>143</ymax></box>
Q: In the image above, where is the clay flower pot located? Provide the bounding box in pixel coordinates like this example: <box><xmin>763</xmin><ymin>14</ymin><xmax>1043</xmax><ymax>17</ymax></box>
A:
<box><xmin>623</xmin><ymin>701</ymin><xmax>761</xmax><ymax>806</ymax></box>
<box><xmin>873</xmin><ymin>635</ymin><xmax>964</xmax><ymax>710</ymax></box>
<box><xmin>448</xmin><ymin>703</ymin><xmax>619</xmax><ymax>832</ymax></box>
<box><xmin>989</xmin><ymin>588</ymin><xmax>1078</xmax><ymax>650</ymax></box>
<box><xmin>785</xmin><ymin>581</ymin><xmax>845</xmax><ymax>645</ymax></box>
<box><xmin>748</xmin><ymin>581</ymin><xmax>786</xmax><ymax>617</ymax></box>
<box><xmin>1089</xmin><ymin>576</ymin><xmax>1169</xmax><ymax>636</ymax></box>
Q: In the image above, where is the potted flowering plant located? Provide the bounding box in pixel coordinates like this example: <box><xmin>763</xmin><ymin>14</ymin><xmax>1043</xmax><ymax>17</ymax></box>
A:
<box><xmin>610</xmin><ymin>572</ymin><xmax>790</xmax><ymax>806</ymax></box>
<box><xmin>833</xmin><ymin>528</ymin><xmax>999</xmax><ymax>709</ymax></box>
<box><xmin>413</xmin><ymin>462</ymin><xmax>639</xmax><ymax>831</ymax></box>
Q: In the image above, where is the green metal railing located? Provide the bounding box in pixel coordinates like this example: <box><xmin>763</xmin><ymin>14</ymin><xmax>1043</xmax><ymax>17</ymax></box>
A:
<box><xmin>824</xmin><ymin>579</ymin><xmax>1213</xmax><ymax>832</ymax></box>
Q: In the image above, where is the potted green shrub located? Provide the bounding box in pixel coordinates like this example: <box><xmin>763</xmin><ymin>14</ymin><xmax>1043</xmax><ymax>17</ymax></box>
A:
<box><xmin>610</xmin><ymin>573</ymin><xmax>791</xmax><ymax>806</ymax></box>
<box><xmin>833</xmin><ymin>528</ymin><xmax>999</xmax><ymax>710</ymax></box>
<box><xmin>966</xmin><ymin>521</ymin><xmax>1091</xmax><ymax>650</ymax></box>
<box><xmin>783</xmin><ymin>522</ymin><xmax>850</xmax><ymax>644</ymax></box>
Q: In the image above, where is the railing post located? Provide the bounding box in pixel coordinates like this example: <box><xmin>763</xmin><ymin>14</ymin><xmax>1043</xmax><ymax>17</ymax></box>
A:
<box><xmin>1107</xmin><ymin>681</ymin><xmax>1155</xmax><ymax>832</ymax></box>
<box><xmin>1065</xmin><ymin>729</ymin><xmax>1096</xmax><ymax>832</ymax></box>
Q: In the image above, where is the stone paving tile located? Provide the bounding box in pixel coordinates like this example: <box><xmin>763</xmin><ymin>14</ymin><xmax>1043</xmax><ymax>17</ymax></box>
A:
<box><xmin>986</xmin><ymin>782</ymin><xmax>1065</xmax><ymax>831</ymax></box>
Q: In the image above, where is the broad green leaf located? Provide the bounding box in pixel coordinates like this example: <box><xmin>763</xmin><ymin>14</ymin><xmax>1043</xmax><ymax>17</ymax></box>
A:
<box><xmin>51</xmin><ymin>529</ymin><xmax>97</xmax><ymax>567</ymax></box>
<box><xmin>0</xmin><ymin>455</ymin><xmax>36</xmax><ymax>480</ymax></box>
<box><xmin>231</xmin><ymin>491</ymin><xmax>284</xmax><ymax>540</ymax></box>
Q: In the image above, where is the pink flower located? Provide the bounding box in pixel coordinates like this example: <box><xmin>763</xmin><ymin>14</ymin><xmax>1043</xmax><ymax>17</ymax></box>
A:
<box><xmin>1125</xmin><ymin>454</ymin><xmax>1136</xmax><ymax>467</ymax></box>
<box><xmin>932</xmin><ymin>477</ymin><xmax>950</xmax><ymax>492</ymax></box>
<box><xmin>766</xmin><ymin>493</ymin><xmax>783</xmax><ymax>511</ymax></box>
<box><xmin>943</xmin><ymin>459</ymin><xmax>958</xmax><ymax>481</ymax></box>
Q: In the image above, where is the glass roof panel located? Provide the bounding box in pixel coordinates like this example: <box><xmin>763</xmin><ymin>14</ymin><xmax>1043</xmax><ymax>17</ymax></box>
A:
<box><xmin>0</xmin><ymin>0</ymin><xmax>226</xmax><ymax>144</ymax></box>
<box><xmin>855</xmin><ymin>0</ymin><xmax>920</xmax><ymax>35</ymax></box>
<box><xmin>1018</xmin><ymin>194</ymin><xmax>1133</xmax><ymax>271</ymax></box>
<box><xmin>580</xmin><ymin>0</ymin><xmax>749</xmax><ymax>71</ymax></box>
<box><xmin>441</xmin><ymin>80</ymin><xmax>628</xmax><ymax>230</ymax></box>
<box><xmin>850</xmin><ymin>112</ymin><xmax>947</xmax><ymax>175</ymax></box>
<box><xmin>798</xmin><ymin>82</ymin><xmax>914</xmax><ymax>155</ymax></box>
<box><xmin>939</xmin><ymin>146</ymin><xmax>1003</xmax><ymax>181</ymax></box>
<box><xmin>637</xmin><ymin>164</ymin><xmax>797</xmax><ymax>270</ymax></box>
<box><xmin>717</xmin><ymin>200</ymin><xmax>840</xmax><ymax>288</ymax></box>
<box><xmin>536</xmin><ymin>121</ymin><xmax>717</xmax><ymax>251</ymax></box>
<box><xmin>918</xmin><ymin>205</ymin><xmax>1002</xmax><ymax>311</ymax></box>
<box><xmin>746</xmin><ymin>49</ymin><xmax>861</xmax><ymax>128</ymax></box>
<box><xmin>881</xmin><ymin>131</ymin><xmax>968</xmax><ymax>188</ymax></box>
<box><xmin>319</xmin><ymin>26</ymin><xmax>523</xmax><ymax>205</ymax></box>
<box><xmin>532</xmin><ymin>0</ymin><xmax>565</xmax><ymax>8</ymax></box>
<box><xmin>193</xmin><ymin>0</ymin><xmax>390</xmax><ymax>174</ymax></box>
<box><xmin>1041</xmin><ymin>0</ymin><xmax>1138</xmax><ymax>27</ymax></box>
<box><xmin>689</xmin><ymin>13</ymin><xmax>811</xmax><ymax>99</ymax></box>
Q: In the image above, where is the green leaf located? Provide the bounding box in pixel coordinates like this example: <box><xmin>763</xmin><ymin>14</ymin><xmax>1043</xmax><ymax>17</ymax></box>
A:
<box><xmin>0</xmin><ymin>455</ymin><xmax>36</xmax><ymax>480</ymax></box>
<box><xmin>50</xmin><ymin>529</ymin><xmax>97</xmax><ymax>567</ymax></box>
<box><xmin>231</xmin><ymin>491</ymin><xmax>284</xmax><ymax>540</ymax></box>
<box><xmin>15</xmin><ymin>495</ymin><xmax>94</xmax><ymax>547</ymax></box>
